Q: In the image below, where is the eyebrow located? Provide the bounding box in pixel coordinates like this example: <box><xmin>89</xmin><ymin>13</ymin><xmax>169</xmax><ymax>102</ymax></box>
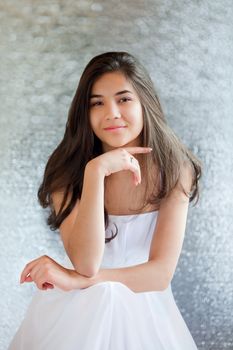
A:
<box><xmin>90</xmin><ymin>90</ymin><xmax>133</xmax><ymax>99</ymax></box>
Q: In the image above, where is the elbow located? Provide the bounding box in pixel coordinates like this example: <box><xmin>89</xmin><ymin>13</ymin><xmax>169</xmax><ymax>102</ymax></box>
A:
<box><xmin>156</xmin><ymin>278</ymin><xmax>170</xmax><ymax>291</ymax></box>
<box><xmin>73</xmin><ymin>262</ymin><xmax>100</xmax><ymax>278</ymax></box>
<box><xmin>159</xmin><ymin>281</ymin><xmax>170</xmax><ymax>291</ymax></box>
<box><xmin>82</xmin><ymin>267</ymin><xmax>99</xmax><ymax>278</ymax></box>
<box><xmin>159</xmin><ymin>273</ymin><xmax>173</xmax><ymax>291</ymax></box>
<box><xmin>67</xmin><ymin>247</ymin><xmax>102</xmax><ymax>278</ymax></box>
<box><xmin>150</xmin><ymin>261</ymin><xmax>172</xmax><ymax>291</ymax></box>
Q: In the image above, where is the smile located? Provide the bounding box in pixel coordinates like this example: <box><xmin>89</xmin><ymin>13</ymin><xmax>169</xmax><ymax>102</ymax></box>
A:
<box><xmin>103</xmin><ymin>126</ymin><xmax>127</xmax><ymax>131</ymax></box>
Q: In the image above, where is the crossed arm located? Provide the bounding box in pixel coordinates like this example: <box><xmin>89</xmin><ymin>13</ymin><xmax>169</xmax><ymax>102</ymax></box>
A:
<box><xmin>20</xmin><ymin>165</ymin><xmax>192</xmax><ymax>293</ymax></box>
<box><xmin>20</xmin><ymin>258</ymin><xmax>168</xmax><ymax>293</ymax></box>
<box><xmin>20</xmin><ymin>160</ymin><xmax>193</xmax><ymax>293</ymax></box>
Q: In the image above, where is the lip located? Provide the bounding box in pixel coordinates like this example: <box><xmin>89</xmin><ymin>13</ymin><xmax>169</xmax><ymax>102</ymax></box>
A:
<box><xmin>103</xmin><ymin>126</ymin><xmax>127</xmax><ymax>131</ymax></box>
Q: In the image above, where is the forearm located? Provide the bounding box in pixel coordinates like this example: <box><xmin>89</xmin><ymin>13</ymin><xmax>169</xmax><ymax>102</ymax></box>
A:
<box><xmin>86</xmin><ymin>260</ymin><xmax>169</xmax><ymax>293</ymax></box>
<box><xmin>68</xmin><ymin>162</ymin><xmax>105</xmax><ymax>277</ymax></box>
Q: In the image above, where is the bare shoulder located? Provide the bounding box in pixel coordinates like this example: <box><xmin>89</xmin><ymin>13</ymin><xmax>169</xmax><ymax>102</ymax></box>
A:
<box><xmin>177</xmin><ymin>161</ymin><xmax>194</xmax><ymax>196</ymax></box>
<box><xmin>148</xmin><ymin>163</ymin><xmax>193</xmax><ymax>288</ymax></box>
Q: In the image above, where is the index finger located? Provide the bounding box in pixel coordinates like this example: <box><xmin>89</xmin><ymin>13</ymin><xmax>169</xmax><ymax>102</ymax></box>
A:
<box><xmin>122</xmin><ymin>147</ymin><xmax>153</xmax><ymax>154</ymax></box>
<box><xmin>20</xmin><ymin>258</ymin><xmax>40</xmax><ymax>283</ymax></box>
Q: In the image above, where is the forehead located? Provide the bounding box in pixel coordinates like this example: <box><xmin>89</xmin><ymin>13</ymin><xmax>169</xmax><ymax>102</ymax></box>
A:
<box><xmin>91</xmin><ymin>71</ymin><xmax>135</xmax><ymax>94</ymax></box>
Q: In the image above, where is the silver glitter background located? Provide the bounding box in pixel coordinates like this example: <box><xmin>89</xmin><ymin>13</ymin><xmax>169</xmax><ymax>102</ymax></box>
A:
<box><xmin>1</xmin><ymin>1</ymin><xmax>233</xmax><ymax>349</ymax></box>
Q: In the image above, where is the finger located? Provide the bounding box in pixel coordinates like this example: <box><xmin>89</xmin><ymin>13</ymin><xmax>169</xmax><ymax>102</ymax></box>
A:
<box><xmin>41</xmin><ymin>282</ymin><xmax>54</xmax><ymax>290</ymax></box>
<box><xmin>20</xmin><ymin>259</ymin><xmax>41</xmax><ymax>283</ymax></box>
<box><xmin>129</xmin><ymin>160</ymin><xmax>141</xmax><ymax>185</ymax></box>
<box><xmin>23</xmin><ymin>259</ymin><xmax>46</xmax><ymax>287</ymax></box>
<box><xmin>31</xmin><ymin>264</ymin><xmax>52</xmax><ymax>290</ymax></box>
<box><xmin>20</xmin><ymin>255</ymin><xmax>51</xmax><ymax>283</ymax></box>
<box><xmin>21</xmin><ymin>263</ymin><xmax>41</xmax><ymax>286</ymax></box>
<box><xmin>43</xmin><ymin>282</ymin><xmax>54</xmax><ymax>288</ymax></box>
<box><xmin>24</xmin><ymin>275</ymin><xmax>33</xmax><ymax>283</ymax></box>
<box><xmin>35</xmin><ymin>274</ymin><xmax>48</xmax><ymax>290</ymax></box>
<box><xmin>134</xmin><ymin>164</ymin><xmax>141</xmax><ymax>185</ymax></box>
<box><xmin>24</xmin><ymin>276</ymin><xmax>53</xmax><ymax>290</ymax></box>
<box><xmin>133</xmin><ymin>172</ymin><xmax>139</xmax><ymax>186</ymax></box>
<box><xmin>124</xmin><ymin>154</ymin><xmax>141</xmax><ymax>184</ymax></box>
<box><xmin>123</xmin><ymin>147</ymin><xmax>152</xmax><ymax>154</ymax></box>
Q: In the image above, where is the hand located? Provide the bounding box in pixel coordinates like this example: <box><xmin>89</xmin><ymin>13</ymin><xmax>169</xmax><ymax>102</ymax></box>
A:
<box><xmin>89</xmin><ymin>147</ymin><xmax>152</xmax><ymax>186</ymax></box>
<box><xmin>20</xmin><ymin>255</ymin><xmax>89</xmax><ymax>291</ymax></box>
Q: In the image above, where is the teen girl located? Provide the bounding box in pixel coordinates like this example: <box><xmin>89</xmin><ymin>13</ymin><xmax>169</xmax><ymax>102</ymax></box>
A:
<box><xmin>9</xmin><ymin>51</ymin><xmax>202</xmax><ymax>349</ymax></box>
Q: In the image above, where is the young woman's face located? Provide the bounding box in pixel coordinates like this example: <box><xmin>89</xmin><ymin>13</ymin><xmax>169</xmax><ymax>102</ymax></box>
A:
<box><xmin>89</xmin><ymin>71</ymin><xmax>143</xmax><ymax>152</ymax></box>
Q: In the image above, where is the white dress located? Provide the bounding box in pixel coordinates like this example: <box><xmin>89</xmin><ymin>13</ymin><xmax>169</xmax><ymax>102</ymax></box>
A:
<box><xmin>8</xmin><ymin>211</ymin><xmax>198</xmax><ymax>350</ymax></box>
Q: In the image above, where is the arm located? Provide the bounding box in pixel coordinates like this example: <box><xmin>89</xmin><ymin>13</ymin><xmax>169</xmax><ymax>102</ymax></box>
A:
<box><xmin>19</xmin><ymin>255</ymin><xmax>165</xmax><ymax>293</ymax></box>
<box><xmin>52</xmin><ymin>162</ymin><xmax>106</xmax><ymax>278</ymax></box>
<box><xmin>21</xmin><ymin>178</ymin><xmax>190</xmax><ymax>295</ymax></box>
<box><xmin>26</xmin><ymin>163</ymin><xmax>193</xmax><ymax>292</ymax></box>
<box><xmin>52</xmin><ymin>147</ymin><xmax>151</xmax><ymax>278</ymax></box>
<box><xmin>86</xmin><ymin>260</ymin><xmax>168</xmax><ymax>293</ymax></box>
<box><xmin>80</xmin><ymin>163</ymin><xmax>194</xmax><ymax>292</ymax></box>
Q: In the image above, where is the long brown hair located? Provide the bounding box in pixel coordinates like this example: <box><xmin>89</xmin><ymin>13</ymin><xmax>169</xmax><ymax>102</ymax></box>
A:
<box><xmin>38</xmin><ymin>51</ymin><xmax>203</xmax><ymax>242</ymax></box>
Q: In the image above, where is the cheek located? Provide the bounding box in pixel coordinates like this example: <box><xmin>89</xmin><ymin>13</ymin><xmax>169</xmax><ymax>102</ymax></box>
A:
<box><xmin>89</xmin><ymin>113</ymin><xmax>97</xmax><ymax>131</ymax></box>
<box><xmin>128</xmin><ymin>105</ymin><xmax>143</xmax><ymax>129</ymax></box>
<box><xmin>89</xmin><ymin>116</ymin><xmax>103</xmax><ymax>139</ymax></box>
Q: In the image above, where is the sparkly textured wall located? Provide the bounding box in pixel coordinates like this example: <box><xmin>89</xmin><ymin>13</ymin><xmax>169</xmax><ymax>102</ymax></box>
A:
<box><xmin>1</xmin><ymin>1</ymin><xmax>233</xmax><ymax>349</ymax></box>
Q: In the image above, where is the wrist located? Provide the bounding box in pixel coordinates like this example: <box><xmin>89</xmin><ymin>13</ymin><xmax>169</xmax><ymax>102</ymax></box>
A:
<box><xmin>86</xmin><ymin>159</ymin><xmax>107</xmax><ymax>178</ymax></box>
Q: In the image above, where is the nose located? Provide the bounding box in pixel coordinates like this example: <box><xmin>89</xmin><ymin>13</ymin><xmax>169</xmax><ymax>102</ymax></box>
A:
<box><xmin>105</xmin><ymin>101</ymin><xmax>121</xmax><ymax>120</ymax></box>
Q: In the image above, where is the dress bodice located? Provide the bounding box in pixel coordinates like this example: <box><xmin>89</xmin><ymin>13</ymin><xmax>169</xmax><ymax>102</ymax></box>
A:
<box><xmin>102</xmin><ymin>211</ymin><xmax>158</xmax><ymax>268</ymax></box>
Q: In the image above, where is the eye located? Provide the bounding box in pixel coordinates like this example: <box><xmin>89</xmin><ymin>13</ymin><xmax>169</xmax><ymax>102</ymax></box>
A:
<box><xmin>90</xmin><ymin>97</ymin><xmax>132</xmax><ymax>108</ymax></box>
<box><xmin>119</xmin><ymin>97</ymin><xmax>132</xmax><ymax>103</ymax></box>
<box><xmin>90</xmin><ymin>101</ymin><xmax>103</xmax><ymax>107</ymax></box>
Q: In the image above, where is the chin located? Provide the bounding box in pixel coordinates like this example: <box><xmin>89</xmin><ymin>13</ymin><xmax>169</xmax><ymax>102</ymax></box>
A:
<box><xmin>102</xmin><ymin>136</ymin><xmax>142</xmax><ymax>151</ymax></box>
